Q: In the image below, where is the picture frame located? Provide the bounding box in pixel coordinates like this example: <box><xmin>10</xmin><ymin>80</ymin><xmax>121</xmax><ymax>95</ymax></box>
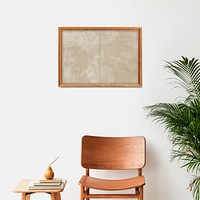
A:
<box><xmin>58</xmin><ymin>27</ymin><xmax>142</xmax><ymax>87</ymax></box>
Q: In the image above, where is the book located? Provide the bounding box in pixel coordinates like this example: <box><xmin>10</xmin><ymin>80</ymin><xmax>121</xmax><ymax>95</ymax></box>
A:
<box><xmin>34</xmin><ymin>181</ymin><xmax>61</xmax><ymax>186</ymax></box>
<box><xmin>28</xmin><ymin>180</ymin><xmax>64</xmax><ymax>190</ymax></box>
<box><xmin>34</xmin><ymin>178</ymin><xmax>62</xmax><ymax>186</ymax></box>
<box><xmin>39</xmin><ymin>178</ymin><xmax>62</xmax><ymax>183</ymax></box>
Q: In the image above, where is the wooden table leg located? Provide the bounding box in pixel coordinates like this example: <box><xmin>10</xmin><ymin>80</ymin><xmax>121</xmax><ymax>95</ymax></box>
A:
<box><xmin>56</xmin><ymin>192</ymin><xmax>61</xmax><ymax>200</ymax></box>
<box><xmin>51</xmin><ymin>193</ymin><xmax>56</xmax><ymax>200</ymax></box>
<box><xmin>21</xmin><ymin>193</ymin><xmax>26</xmax><ymax>200</ymax></box>
<box><xmin>51</xmin><ymin>192</ymin><xmax>61</xmax><ymax>200</ymax></box>
<box><xmin>26</xmin><ymin>194</ymin><xmax>31</xmax><ymax>200</ymax></box>
<box><xmin>21</xmin><ymin>193</ymin><xmax>31</xmax><ymax>200</ymax></box>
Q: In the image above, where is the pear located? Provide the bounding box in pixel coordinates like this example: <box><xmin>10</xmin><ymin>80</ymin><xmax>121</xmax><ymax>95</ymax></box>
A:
<box><xmin>44</xmin><ymin>165</ymin><xmax>54</xmax><ymax>180</ymax></box>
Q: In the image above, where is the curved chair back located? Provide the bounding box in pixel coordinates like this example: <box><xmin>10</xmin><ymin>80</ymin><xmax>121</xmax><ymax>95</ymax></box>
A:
<box><xmin>81</xmin><ymin>135</ymin><xmax>146</xmax><ymax>170</ymax></box>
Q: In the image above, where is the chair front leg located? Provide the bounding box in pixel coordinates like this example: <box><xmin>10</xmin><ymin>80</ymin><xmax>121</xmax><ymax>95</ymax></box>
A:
<box><xmin>86</xmin><ymin>187</ymin><xmax>90</xmax><ymax>200</ymax></box>
<box><xmin>80</xmin><ymin>186</ymin><xmax>84</xmax><ymax>200</ymax></box>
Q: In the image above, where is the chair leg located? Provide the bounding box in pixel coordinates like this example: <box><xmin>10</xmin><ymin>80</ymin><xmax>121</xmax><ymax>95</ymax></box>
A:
<box><xmin>80</xmin><ymin>186</ymin><xmax>84</xmax><ymax>200</ymax></box>
<box><xmin>138</xmin><ymin>186</ymin><xmax>143</xmax><ymax>200</ymax></box>
<box><xmin>86</xmin><ymin>188</ymin><xmax>89</xmax><ymax>200</ymax></box>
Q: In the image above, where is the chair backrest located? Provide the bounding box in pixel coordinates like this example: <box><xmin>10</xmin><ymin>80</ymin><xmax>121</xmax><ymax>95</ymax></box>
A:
<box><xmin>81</xmin><ymin>135</ymin><xmax>146</xmax><ymax>170</ymax></box>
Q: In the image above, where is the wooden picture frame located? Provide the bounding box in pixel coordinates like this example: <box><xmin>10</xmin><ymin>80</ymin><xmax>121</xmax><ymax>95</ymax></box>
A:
<box><xmin>58</xmin><ymin>27</ymin><xmax>142</xmax><ymax>87</ymax></box>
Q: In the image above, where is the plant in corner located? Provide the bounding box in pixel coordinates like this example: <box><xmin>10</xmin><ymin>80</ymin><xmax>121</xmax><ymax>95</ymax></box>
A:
<box><xmin>144</xmin><ymin>56</ymin><xmax>200</xmax><ymax>200</ymax></box>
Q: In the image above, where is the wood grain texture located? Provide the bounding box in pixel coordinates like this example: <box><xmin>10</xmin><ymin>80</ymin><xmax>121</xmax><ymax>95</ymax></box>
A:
<box><xmin>81</xmin><ymin>135</ymin><xmax>146</xmax><ymax>169</ymax></box>
<box><xmin>79</xmin><ymin>175</ymin><xmax>145</xmax><ymax>190</ymax></box>
<box><xmin>79</xmin><ymin>135</ymin><xmax>146</xmax><ymax>200</ymax></box>
<box><xmin>13</xmin><ymin>179</ymin><xmax>66</xmax><ymax>200</ymax></box>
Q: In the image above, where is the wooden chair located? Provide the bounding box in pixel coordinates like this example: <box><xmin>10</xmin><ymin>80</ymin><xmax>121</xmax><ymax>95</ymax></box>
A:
<box><xmin>78</xmin><ymin>135</ymin><xmax>146</xmax><ymax>200</ymax></box>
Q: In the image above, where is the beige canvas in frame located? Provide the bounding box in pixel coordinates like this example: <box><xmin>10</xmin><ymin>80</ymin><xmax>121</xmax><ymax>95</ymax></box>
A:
<box><xmin>58</xmin><ymin>27</ymin><xmax>142</xmax><ymax>87</ymax></box>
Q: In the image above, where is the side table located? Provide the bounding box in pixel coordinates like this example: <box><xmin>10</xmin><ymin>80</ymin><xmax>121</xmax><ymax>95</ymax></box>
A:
<box><xmin>13</xmin><ymin>179</ymin><xmax>67</xmax><ymax>200</ymax></box>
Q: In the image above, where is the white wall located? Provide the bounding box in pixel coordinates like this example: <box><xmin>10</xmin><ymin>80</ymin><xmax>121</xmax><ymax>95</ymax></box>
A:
<box><xmin>0</xmin><ymin>0</ymin><xmax>200</xmax><ymax>200</ymax></box>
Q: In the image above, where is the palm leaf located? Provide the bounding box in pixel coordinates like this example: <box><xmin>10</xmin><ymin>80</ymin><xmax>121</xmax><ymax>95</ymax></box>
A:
<box><xmin>144</xmin><ymin>57</ymin><xmax>200</xmax><ymax>200</ymax></box>
<box><xmin>190</xmin><ymin>177</ymin><xmax>200</xmax><ymax>200</ymax></box>
<box><xmin>165</xmin><ymin>56</ymin><xmax>200</xmax><ymax>101</ymax></box>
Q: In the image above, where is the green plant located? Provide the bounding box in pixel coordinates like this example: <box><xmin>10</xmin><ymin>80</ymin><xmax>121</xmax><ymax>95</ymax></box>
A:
<box><xmin>144</xmin><ymin>56</ymin><xmax>200</xmax><ymax>200</ymax></box>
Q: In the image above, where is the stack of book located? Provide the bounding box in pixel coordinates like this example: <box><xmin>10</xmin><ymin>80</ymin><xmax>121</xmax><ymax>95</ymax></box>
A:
<box><xmin>29</xmin><ymin>178</ymin><xmax>64</xmax><ymax>190</ymax></box>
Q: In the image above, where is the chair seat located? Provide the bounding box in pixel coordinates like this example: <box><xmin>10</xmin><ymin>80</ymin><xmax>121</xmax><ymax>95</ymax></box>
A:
<box><xmin>79</xmin><ymin>175</ymin><xmax>145</xmax><ymax>191</ymax></box>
